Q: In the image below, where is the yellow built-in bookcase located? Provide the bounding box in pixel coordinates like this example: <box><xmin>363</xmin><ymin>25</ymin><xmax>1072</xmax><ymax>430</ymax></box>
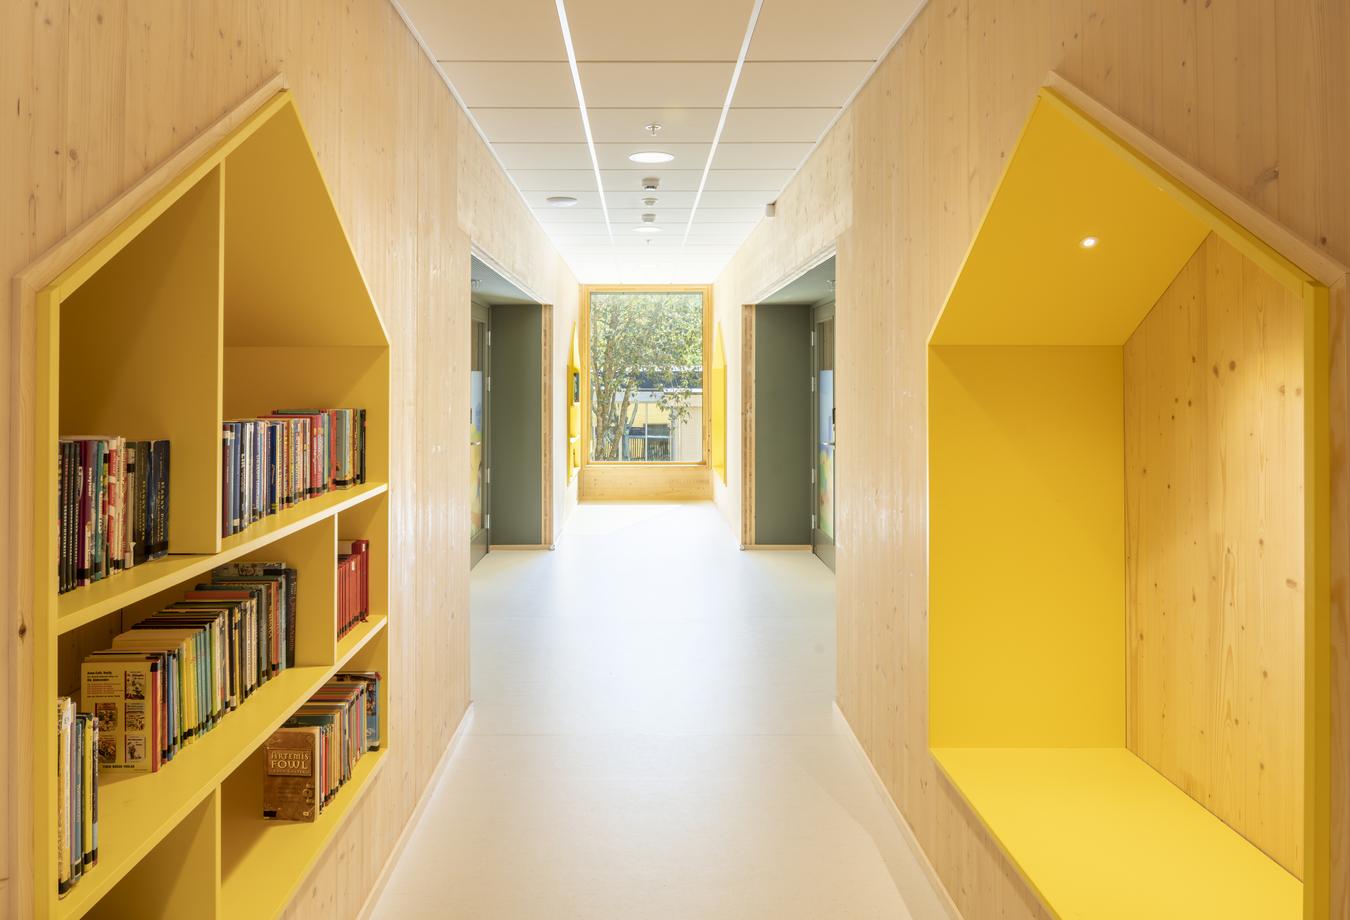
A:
<box><xmin>31</xmin><ymin>90</ymin><xmax>392</xmax><ymax>919</ymax></box>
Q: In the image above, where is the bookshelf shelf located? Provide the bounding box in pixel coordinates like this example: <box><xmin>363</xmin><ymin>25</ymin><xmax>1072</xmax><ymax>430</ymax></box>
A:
<box><xmin>32</xmin><ymin>90</ymin><xmax>393</xmax><ymax>920</ymax></box>
<box><xmin>220</xmin><ymin>748</ymin><xmax>390</xmax><ymax>918</ymax></box>
<box><xmin>57</xmin><ymin>482</ymin><xmax>388</xmax><ymax>634</ymax></box>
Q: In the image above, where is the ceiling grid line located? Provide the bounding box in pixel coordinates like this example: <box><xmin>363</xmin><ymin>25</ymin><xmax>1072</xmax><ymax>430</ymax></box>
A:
<box><xmin>401</xmin><ymin>0</ymin><xmax>930</xmax><ymax>282</ymax></box>
<box><xmin>683</xmin><ymin>0</ymin><xmax>766</xmax><ymax>246</ymax></box>
<box><xmin>552</xmin><ymin>0</ymin><xmax>618</xmax><ymax>281</ymax></box>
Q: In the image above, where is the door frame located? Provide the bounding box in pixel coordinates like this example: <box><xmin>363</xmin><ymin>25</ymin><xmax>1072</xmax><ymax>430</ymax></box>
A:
<box><xmin>811</xmin><ymin>300</ymin><xmax>837</xmax><ymax>571</ymax></box>
<box><xmin>470</xmin><ymin>301</ymin><xmax>491</xmax><ymax>566</ymax></box>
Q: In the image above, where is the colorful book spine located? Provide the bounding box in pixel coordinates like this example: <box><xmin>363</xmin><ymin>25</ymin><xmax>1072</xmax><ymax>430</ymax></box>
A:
<box><xmin>57</xmin><ymin>437</ymin><xmax>168</xmax><ymax>594</ymax></box>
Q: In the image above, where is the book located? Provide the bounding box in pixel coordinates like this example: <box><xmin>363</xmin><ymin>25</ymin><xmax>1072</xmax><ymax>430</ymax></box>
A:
<box><xmin>56</xmin><ymin>699</ymin><xmax>99</xmax><ymax>898</ymax></box>
<box><xmin>333</xmin><ymin>671</ymin><xmax>382</xmax><ymax>750</ymax></box>
<box><xmin>57</xmin><ymin>436</ymin><xmax>168</xmax><ymax>593</ymax></box>
<box><xmin>56</xmin><ymin>700</ymin><xmax>72</xmax><ymax>895</ymax></box>
<box><xmin>214</xmin><ymin>561</ymin><xmax>297</xmax><ymax>670</ymax></box>
<box><xmin>81</xmin><ymin>654</ymin><xmax>163</xmax><ymax>772</ymax></box>
<box><xmin>262</xmin><ymin>727</ymin><xmax>322</xmax><ymax>821</ymax></box>
<box><xmin>219</xmin><ymin>409</ymin><xmax>366</xmax><ymax>538</ymax></box>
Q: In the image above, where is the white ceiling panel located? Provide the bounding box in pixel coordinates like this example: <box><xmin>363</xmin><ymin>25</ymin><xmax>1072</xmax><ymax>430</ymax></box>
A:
<box><xmin>579</xmin><ymin>63</ymin><xmax>734</xmax><ymax>108</ymax></box>
<box><xmin>509</xmin><ymin>170</ymin><xmax>601</xmax><ymax>192</ymax></box>
<box><xmin>534</xmin><ymin>208</ymin><xmax>766</xmax><ymax>224</ymax></box>
<box><xmin>721</xmin><ymin>107</ymin><xmax>840</xmax><ymax>143</ymax></box>
<box><xmin>518</xmin><ymin>170</ymin><xmax>787</xmax><ymax>193</ymax></box>
<box><xmin>438</xmin><ymin>62</ymin><xmax>577</xmax><ymax>107</ymax></box>
<box><xmin>734</xmin><ymin>61</ymin><xmax>874</xmax><ymax>107</ymax></box>
<box><xmin>521</xmin><ymin>189</ymin><xmax>605</xmax><ymax>209</ymax></box>
<box><xmin>593</xmin><ymin>143</ymin><xmax>713</xmax><ymax>169</ymax></box>
<box><xmin>709</xmin><ymin>142</ymin><xmax>814</xmax><ymax>170</ymax></box>
<box><xmin>593</xmin><ymin>189</ymin><xmax>777</xmax><ymax>209</ymax></box>
<box><xmin>701</xmin><ymin>169</ymin><xmax>795</xmax><ymax>191</ymax></box>
<box><xmin>404</xmin><ymin>0</ymin><xmax>919</xmax><ymax>282</ymax></box>
<box><xmin>568</xmin><ymin>0</ymin><xmax>755</xmax><ymax>60</ymax></box>
<box><xmin>404</xmin><ymin>0</ymin><xmax>565</xmax><ymax>60</ymax></box>
<box><xmin>586</xmin><ymin>108</ymin><xmax>722</xmax><ymax>143</ymax></box>
<box><xmin>747</xmin><ymin>0</ymin><xmax>924</xmax><ymax>62</ymax></box>
<box><xmin>470</xmin><ymin>108</ymin><xmax>586</xmax><ymax>143</ymax></box>
<box><xmin>494</xmin><ymin>143</ymin><xmax>595</xmax><ymax>170</ymax></box>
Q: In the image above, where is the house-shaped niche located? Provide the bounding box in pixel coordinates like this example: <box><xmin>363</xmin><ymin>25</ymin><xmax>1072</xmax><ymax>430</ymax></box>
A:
<box><xmin>927</xmin><ymin>87</ymin><xmax>1329</xmax><ymax>920</ymax></box>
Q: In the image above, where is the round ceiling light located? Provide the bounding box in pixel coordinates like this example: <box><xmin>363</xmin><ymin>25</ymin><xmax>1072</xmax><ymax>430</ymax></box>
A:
<box><xmin>633</xmin><ymin>225</ymin><xmax>662</xmax><ymax>234</ymax></box>
<box><xmin>629</xmin><ymin>151</ymin><xmax>674</xmax><ymax>164</ymax></box>
<box><xmin>546</xmin><ymin>195</ymin><xmax>579</xmax><ymax>207</ymax></box>
<box><xmin>1079</xmin><ymin>235</ymin><xmax>1099</xmax><ymax>249</ymax></box>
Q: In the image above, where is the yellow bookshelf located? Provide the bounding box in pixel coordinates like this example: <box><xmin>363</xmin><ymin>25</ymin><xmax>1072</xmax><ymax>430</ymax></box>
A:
<box><xmin>32</xmin><ymin>91</ymin><xmax>392</xmax><ymax>920</ymax></box>
<box><xmin>927</xmin><ymin>87</ymin><xmax>1330</xmax><ymax>920</ymax></box>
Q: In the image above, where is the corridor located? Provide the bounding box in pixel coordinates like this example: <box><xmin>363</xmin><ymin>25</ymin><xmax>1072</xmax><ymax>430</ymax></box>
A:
<box><xmin>370</xmin><ymin>503</ymin><xmax>950</xmax><ymax>919</ymax></box>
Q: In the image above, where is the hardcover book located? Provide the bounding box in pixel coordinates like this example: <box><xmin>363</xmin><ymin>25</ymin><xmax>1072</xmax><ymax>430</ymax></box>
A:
<box><xmin>262</xmin><ymin>726</ymin><xmax>321</xmax><ymax>822</ymax></box>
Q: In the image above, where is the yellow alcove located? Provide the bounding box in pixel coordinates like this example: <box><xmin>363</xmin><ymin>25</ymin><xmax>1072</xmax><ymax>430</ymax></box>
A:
<box><xmin>928</xmin><ymin>88</ymin><xmax>1329</xmax><ymax>920</ymax></box>
<box><xmin>710</xmin><ymin>323</ymin><xmax>727</xmax><ymax>483</ymax></box>
<box><xmin>567</xmin><ymin>322</ymin><xmax>582</xmax><ymax>481</ymax></box>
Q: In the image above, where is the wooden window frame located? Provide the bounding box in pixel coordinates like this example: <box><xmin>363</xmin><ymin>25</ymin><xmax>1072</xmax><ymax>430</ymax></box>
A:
<box><xmin>580</xmin><ymin>284</ymin><xmax>714</xmax><ymax>470</ymax></box>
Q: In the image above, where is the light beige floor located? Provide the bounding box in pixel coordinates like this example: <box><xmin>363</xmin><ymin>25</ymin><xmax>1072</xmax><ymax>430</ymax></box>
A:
<box><xmin>370</xmin><ymin>503</ymin><xmax>950</xmax><ymax>920</ymax></box>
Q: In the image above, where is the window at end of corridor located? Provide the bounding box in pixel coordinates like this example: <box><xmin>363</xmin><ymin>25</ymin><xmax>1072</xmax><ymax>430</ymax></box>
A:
<box><xmin>588</xmin><ymin>290</ymin><xmax>705</xmax><ymax>463</ymax></box>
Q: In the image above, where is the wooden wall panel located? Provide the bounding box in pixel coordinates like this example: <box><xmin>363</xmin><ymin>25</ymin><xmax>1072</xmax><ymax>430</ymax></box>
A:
<box><xmin>1124</xmin><ymin>232</ymin><xmax>1306</xmax><ymax>877</ymax></box>
<box><xmin>714</xmin><ymin>2</ymin><xmax>1350</xmax><ymax>917</ymax></box>
<box><xmin>579</xmin><ymin>464</ymin><xmax>712</xmax><ymax>502</ymax></box>
<box><xmin>1</xmin><ymin>2</ymin><xmax>576</xmax><ymax>917</ymax></box>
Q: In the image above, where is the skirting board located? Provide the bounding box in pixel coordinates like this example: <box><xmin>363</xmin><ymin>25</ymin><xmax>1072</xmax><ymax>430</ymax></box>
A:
<box><xmin>742</xmin><ymin>544</ymin><xmax>812</xmax><ymax>551</ymax></box>
<box><xmin>833</xmin><ymin>701</ymin><xmax>963</xmax><ymax>920</ymax></box>
<box><xmin>490</xmin><ymin>544</ymin><xmax>554</xmax><ymax>551</ymax></box>
<box><xmin>356</xmin><ymin>703</ymin><xmax>476</xmax><ymax>920</ymax></box>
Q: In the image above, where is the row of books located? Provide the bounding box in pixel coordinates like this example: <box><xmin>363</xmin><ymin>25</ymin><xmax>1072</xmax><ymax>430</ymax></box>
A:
<box><xmin>56</xmin><ymin>698</ymin><xmax>98</xmax><ymax>897</ymax></box>
<box><xmin>338</xmin><ymin>539</ymin><xmax>370</xmax><ymax>639</ymax></box>
<box><xmin>81</xmin><ymin>561</ymin><xmax>297</xmax><ymax>773</ymax></box>
<box><xmin>57</xmin><ymin>438</ymin><xmax>169</xmax><ymax>594</ymax></box>
<box><xmin>222</xmin><ymin>408</ymin><xmax>368</xmax><ymax>538</ymax></box>
<box><xmin>262</xmin><ymin>672</ymin><xmax>382</xmax><ymax>822</ymax></box>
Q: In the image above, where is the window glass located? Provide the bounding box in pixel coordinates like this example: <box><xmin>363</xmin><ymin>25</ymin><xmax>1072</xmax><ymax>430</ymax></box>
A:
<box><xmin>588</xmin><ymin>291</ymin><xmax>704</xmax><ymax>462</ymax></box>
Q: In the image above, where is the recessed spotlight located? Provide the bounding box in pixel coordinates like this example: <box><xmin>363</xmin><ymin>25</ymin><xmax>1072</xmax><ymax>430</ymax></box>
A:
<box><xmin>629</xmin><ymin>151</ymin><xmax>674</xmax><ymax>164</ymax></box>
<box><xmin>546</xmin><ymin>196</ymin><xmax>579</xmax><ymax>208</ymax></box>
<box><xmin>1080</xmin><ymin>236</ymin><xmax>1099</xmax><ymax>249</ymax></box>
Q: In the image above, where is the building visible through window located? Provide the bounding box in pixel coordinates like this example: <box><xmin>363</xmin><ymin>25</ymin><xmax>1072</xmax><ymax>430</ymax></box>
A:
<box><xmin>588</xmin><ymin>290</ymin><xmax>704</xmax><ymax>463</ymax></box>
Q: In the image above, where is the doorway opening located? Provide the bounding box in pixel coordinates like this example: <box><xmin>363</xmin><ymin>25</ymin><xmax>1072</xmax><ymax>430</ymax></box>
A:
<box><xmin>744</xmin><ymin>256</ymin><xmax>836</xmax><ymax>571</ymax></box>
<box><xmin>470</xmin><ymin>255</ymin><xmax>551</xmax><ymax>567</ymax></box>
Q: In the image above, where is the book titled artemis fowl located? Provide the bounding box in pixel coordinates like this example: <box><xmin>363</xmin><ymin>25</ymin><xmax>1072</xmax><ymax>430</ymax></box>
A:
<box><xmin>262</xmin><ymin>726</ymin><xmax>321</xmax><ymax>822</ymax></box>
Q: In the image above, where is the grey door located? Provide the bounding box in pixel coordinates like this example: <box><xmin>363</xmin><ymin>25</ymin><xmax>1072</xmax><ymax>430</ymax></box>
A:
<box><xmin>812</xmin><ymin>302</ymin><xmax>836</xmax><ymax>571</ymax></box>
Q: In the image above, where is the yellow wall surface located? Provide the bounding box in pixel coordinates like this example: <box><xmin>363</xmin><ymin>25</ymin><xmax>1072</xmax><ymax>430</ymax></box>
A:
<box><xmin>713</xmin><ymin>2</ymin><xmax>1350</xmax><ymax>918</ymax></box>
<box><xmin>0</xmin><ymin>2</ymin><xmax>577</xmax><ymax>915</ymax></box>
<box><xmin>1125</xmin><ymin>231</ymin><xmax>1308</xmax><ymax>877</ymax></box>
<box><xmin>929</xmin><ymin>345</ymin><xmax>1126</xmax><ymax>748</ymax></box>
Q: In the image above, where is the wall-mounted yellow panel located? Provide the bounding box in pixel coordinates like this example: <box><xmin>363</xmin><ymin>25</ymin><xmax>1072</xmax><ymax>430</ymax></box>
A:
<box><xmin>710</xmin><ymin>324</ymin><xmax>727</xmax><ymax>483</ymax></box>
<box><xmin>567</xmin><ymin>322</ymin><xmax>581</xmax><ymax>481</ymax></box>
<box><xmin>929</xmin><ymin>345</ymin><xmax>1125</xmax><ymax>747</ymax></box>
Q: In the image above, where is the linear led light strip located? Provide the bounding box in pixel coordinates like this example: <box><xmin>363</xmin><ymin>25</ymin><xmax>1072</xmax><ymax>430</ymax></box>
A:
<box><xmin>554</xmin><ymin>0</ymin><xmax>618</xmax><ymax>282</ymax></box>
<box><xmin>683</xmin><ymin>0</ymin><xmax>765</xmax><ymax>247</ymax></box>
